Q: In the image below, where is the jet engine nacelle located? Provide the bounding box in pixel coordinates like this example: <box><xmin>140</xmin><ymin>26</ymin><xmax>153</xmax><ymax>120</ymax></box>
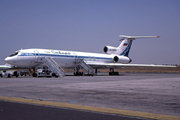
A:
<box><xmin>113</xmin><ymin>56</ymin><xmax>132</xmax><ymax>64</ymax></box>
<box><xmin>103</xmin><ymin>46</ymin><xmax>119</xmax><ymax>54</ymax></box>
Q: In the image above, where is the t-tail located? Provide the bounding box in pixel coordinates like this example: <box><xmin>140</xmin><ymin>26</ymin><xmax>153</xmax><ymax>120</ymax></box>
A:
<box><xmin>103</xmin><ymin>35</ymin><xmax>160</xmax><ymax>57</ymax></box>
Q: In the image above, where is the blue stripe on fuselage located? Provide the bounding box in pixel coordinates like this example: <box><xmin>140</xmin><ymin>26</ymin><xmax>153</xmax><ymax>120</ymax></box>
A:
<box><xmin>19</xmin><ymin>53</ymin><xmax>113</xmax><ymax>60</ymax></box>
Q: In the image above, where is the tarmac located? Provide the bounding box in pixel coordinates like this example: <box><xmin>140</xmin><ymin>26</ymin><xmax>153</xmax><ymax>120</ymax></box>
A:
<box><xmin>0</xmin><ymin>100</ymin><xmax>146</xmax><ymax>120</ymax></box>
<box><xmin>0</xmin><ymin>73</ymin><xmax>180</xmax><ymax>120</ymax></box>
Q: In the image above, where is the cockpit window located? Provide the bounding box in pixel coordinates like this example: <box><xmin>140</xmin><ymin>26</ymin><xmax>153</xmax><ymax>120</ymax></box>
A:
<box><xmin>9</xmin><ymin>51</ymin><xmax>19</xmax><ymax>57</ymax></box>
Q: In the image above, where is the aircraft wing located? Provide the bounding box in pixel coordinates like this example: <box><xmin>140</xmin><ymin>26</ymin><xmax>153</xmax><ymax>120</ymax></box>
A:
<box><xmin>87</xmin><ymin>62</ymin><xmax>176</xmax><ymax>68</ymax></box>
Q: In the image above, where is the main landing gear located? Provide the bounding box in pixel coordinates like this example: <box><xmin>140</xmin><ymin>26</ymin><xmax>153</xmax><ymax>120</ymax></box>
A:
<box><xmin>109</xmin><ymin>68</ymin><xmax>119</xmax><ymax>75</ymax></box>
<box><xmin>73</xmin><ymin>66</ymin><xmax>94</xmax><ymax>76</ymax></box>
<box><xmin>74</xmin><ymin>71</ymin><xmax>84</xmax><ymax>76</ymax></box>
<box><xmin>74</xmin><ymin>66</ymin><xmax>84</xmax><ymax>76</ymax></box>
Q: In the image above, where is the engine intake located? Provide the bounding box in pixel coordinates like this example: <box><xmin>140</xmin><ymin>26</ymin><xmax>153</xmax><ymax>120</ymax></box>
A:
<box><xmin>103</xmin><ymin>46</ymin><xmax>118</xmax><ymax>54</ymax></box>
<box><xmin>103</xmin><ymin>46</ymin><xmax>108</xmax><ymax>53</ymax></box>
<box><xmin>113</xmin><ymin>56</ymin><xmax>132</xmax><ymax>63</ymax></box>
<box><xmin>113</xmin><ymin>56</ymin><xmax>119</xmax><ymax>62</ymax></box>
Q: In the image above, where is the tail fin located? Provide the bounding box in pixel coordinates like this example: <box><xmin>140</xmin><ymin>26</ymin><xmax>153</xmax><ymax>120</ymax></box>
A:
<box><xmin>117</xmin><ymin>35</ymin><xmax>160</xmax><ymax>56</ymax></box>
<box><xmin>118</xmin><ymin>39</ymin><xmax>133</xmax><ymax>56</ymax></box>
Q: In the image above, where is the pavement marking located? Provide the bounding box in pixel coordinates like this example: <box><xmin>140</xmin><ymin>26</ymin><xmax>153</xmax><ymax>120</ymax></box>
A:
<box><xmin>0</xmin><ymin>96</ymin><xmax>180</xmax><ymax>120</ymax></box>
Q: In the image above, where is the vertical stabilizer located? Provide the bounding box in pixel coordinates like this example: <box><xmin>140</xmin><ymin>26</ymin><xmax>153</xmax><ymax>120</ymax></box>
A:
<box><xmin>118</xmin><ymin>39</ymin><xmax>133</xmax><ymax>56</ymax></box>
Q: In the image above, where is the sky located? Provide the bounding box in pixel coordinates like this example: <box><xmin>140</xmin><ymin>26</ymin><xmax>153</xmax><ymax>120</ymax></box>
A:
<box><xmin>0</xmin><ymin>0</ymin><xmax>180</xmax><ymax>65</ymax></box>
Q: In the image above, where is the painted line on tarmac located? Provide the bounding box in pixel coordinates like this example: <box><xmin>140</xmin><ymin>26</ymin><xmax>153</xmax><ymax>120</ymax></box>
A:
<box><xmin>0</xmin><ymin>96</ymin><xmax>179</xmax><ymax>120</ymax></box>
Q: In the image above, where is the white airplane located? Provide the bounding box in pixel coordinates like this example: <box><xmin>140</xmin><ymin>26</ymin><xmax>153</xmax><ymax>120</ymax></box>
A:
<box><xmin>4</xmin><ymin>35</ymin><xmax>175</xmax><ymax>77</ymax></box>
<box><xmin>0</xmin><ymin>64</ymin><xmax>19</xmax><ymax>78</ymax></box>
<box><xmin>0</xmin><ymin>64</ymin><xmax>12</xmax><ymax>70</ymax></box>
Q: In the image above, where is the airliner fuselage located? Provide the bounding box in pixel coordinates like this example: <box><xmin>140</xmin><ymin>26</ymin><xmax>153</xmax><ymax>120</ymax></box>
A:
<box><xmin>5</xmin><ymin>48</ymin><xmax>131</xmax><ymax>68</ymax></box>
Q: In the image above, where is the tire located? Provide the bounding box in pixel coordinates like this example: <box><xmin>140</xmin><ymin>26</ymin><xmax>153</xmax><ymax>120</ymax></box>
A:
<box><xmin>8</xmin><ymin>74</ymin><xmax>12</xmax><ymax>78</ymax></box>
<box><xmin>33</xmin><ymin>73</ymin><xmax>37</xmax><ymax>77</ymax></box>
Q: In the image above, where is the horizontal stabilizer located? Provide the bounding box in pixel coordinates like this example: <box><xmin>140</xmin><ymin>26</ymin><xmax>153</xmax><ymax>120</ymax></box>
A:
<box><xmin>119</xmin><ymin>35</ymin><xmax>160</xmax><ymax>40</ymax></box>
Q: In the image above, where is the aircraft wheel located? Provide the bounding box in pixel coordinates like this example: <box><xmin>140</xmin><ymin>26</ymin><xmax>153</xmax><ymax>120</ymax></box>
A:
<box><xmin>81</xmin><ymin>72</ymin><xmax>84</xmax><ymax>76</ymax></box>
<box><xmin>32</xmin><ymin>73</ymin><xmax>37</xmax><ymax>77</ymax></box>
<box><xmin>8</xmin><ymin>74</ymin><xmax>12</xmax><ymax>78</ymax></box>
<box><xmin>52</xmin><ymin>73</ymin><xmax>56</xmax><ymax>77</ymax></box>
<box><xmin>55</xmin><ymin>74</ymin><xmax>59</xmax><ymax>78</ymax></box>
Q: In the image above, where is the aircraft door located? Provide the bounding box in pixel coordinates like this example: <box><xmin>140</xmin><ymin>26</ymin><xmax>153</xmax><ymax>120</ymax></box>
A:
<box><xmin>74</xmin><ymin>53</ymin><xmax>77</xmax><ymax>61</ymax></box>
<box><xmin>34</xmin><ymin>50</ymin><xmax>39</xmax><ymax>62</ymax></box>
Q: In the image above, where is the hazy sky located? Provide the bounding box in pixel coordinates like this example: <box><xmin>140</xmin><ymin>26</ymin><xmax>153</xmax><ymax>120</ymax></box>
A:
<box><xmin>0</xmin><ymin>0</ymin><xmax>180</xmax><ymax>65</ymax></box>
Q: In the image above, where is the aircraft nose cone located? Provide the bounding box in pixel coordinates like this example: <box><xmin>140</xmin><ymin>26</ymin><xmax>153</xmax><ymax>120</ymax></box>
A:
<box><xmin>4</xmin><ymin>57</ymin><xmax>14</xmax><ymax>64</ymax></box>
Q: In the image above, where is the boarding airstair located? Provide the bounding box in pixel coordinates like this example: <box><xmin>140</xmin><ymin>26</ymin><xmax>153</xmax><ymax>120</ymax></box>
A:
<box><xmin>75</xmin><ymin>59</ymin><xmax>95</xmax><ymax>75</ymax></box>
<box><xmin>45</xmin><ymin>57</ymin><xmax>65</xmax><ymax>77</ymax></box>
